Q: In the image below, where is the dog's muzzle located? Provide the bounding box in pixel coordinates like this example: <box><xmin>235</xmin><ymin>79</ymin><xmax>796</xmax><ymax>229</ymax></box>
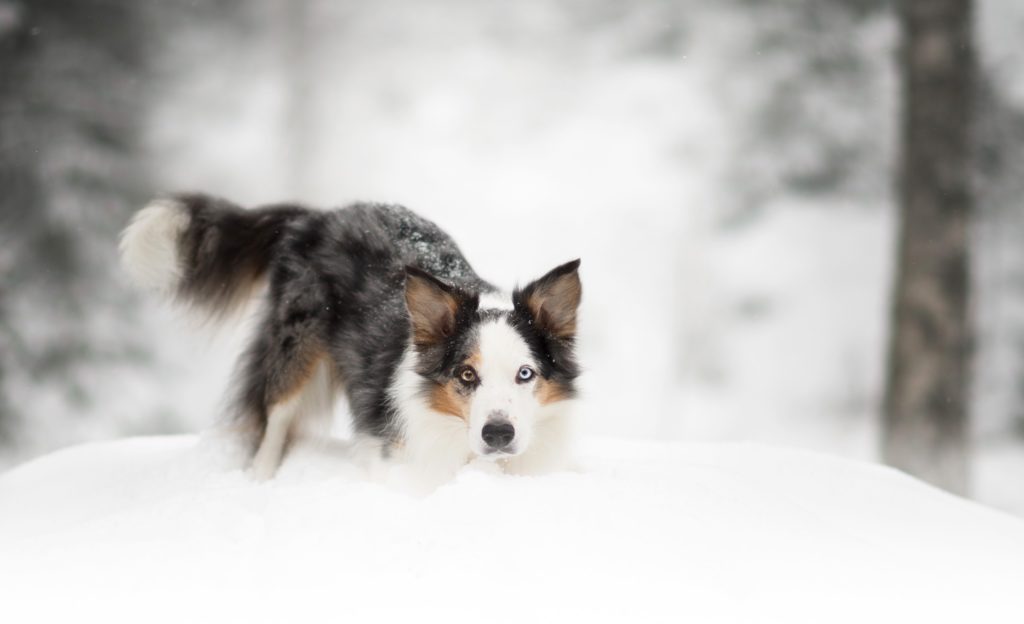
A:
<box><xmin>481</xmin><ymin>413</ymin><xmax>515</xmax><ymax>451</ymax></box>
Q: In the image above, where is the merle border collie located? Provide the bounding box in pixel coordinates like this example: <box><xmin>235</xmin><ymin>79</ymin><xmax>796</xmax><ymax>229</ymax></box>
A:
<box><xmin>119</xmin><ymin>194</ymin><xmax>581</xmax><ymax>481</ymax></box>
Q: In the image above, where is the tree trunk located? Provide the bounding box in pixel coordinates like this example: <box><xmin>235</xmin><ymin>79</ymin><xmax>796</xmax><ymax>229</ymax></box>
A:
<box><xmin>883</xmin><ymin>0</ymin><xmax>975</xmax><ymax>494</ymax></box>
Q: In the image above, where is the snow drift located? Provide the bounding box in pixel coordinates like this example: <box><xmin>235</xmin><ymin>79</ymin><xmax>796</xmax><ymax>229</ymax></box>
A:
<box><xmin>1</xmin><ymin>435</ymin><xmax>1022</xmax><ymax>623</ymax></box>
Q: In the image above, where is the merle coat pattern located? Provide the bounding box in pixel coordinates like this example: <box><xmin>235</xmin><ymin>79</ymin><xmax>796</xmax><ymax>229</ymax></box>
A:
<box><xmin>120</xmin><ymin>193</ymin><xmax>581</xmax><ymax>481</ymax></box>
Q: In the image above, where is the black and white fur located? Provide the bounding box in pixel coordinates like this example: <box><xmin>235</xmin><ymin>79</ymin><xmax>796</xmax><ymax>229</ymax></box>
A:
<box><xmin>120</xmin><ymin>194</ymin><xmax>581</xmax><ymax>482</ymax></box>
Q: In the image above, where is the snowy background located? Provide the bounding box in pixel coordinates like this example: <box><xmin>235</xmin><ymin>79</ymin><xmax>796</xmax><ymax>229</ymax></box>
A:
<box><xmin>2</xmin><ymin>0</ymin><xmax>1024</xmax><ymax>514</ymax></box>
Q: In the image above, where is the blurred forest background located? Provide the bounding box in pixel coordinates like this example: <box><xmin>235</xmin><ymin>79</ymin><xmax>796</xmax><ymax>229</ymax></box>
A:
<box><xmin>1</xmin><ymin>0</ymin><xmax>1023</xmax><ymax>513</ymax></box>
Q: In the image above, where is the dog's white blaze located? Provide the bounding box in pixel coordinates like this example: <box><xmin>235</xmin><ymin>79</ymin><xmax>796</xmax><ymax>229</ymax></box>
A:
<box><xmin>470</xmin><ymin>319</ymin><xmax>577</xmax><ymax>473</ymax></box>
<box><xmin>466</xmin><ymin>319</ymin><xmax>539</xmax><ymax>456</ymax></box>
<box><xmin>478</xmin><ymin>290</ymin><xmax>513</xmax><ymax>311</ymax></box>
<box><xmin>118</xmin><ymin>198</ymin><xmax>189</xmax><ymax>293</ymax></box>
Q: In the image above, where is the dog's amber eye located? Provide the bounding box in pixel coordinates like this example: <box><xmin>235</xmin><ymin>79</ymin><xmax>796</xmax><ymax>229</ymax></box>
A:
<box><xmin>516</xmin><ymin>366</ymin><xmax>535</xmax><ymax>383</ymax></box>
<box><xmin>459</xmin><ymin>367</ymin><xmax>478</xmax><ymax>384</ymax></box>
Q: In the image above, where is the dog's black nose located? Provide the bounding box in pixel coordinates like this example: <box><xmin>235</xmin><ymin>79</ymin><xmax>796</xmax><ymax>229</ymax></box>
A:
<box><xmin>482</xmin><ymin>421</ymin><xmax>515</xmax><ymax>450</ymax></box>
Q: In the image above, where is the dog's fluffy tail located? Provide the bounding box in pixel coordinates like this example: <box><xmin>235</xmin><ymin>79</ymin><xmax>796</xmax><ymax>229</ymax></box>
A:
<box><xmin>119</xmin><ymin>193</ymin><xmax>306</xmax><ymax>317</ymax></box>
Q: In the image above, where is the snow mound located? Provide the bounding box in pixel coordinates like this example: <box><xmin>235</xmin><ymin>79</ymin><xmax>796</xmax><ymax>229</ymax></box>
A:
<box><xmin>1</xmin><ymin>436</ymin><xmax>1022</xmax><ymax>623</ymax></box>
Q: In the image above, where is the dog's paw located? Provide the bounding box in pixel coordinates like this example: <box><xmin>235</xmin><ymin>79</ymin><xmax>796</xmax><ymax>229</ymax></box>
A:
<box><xmin>248</xmin><ymin>457</ymin><xmax>279</xmax><ymax>482</ymax></box>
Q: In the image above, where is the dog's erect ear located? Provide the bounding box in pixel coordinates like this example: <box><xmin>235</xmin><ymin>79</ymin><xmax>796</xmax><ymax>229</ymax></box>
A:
<box><xmin>405</xmin><ymin>266</ymin><xmax>467</xmax><ymax>346</ymax></box>
<box><xmin>517</xmin><ymin>259</ymin><xmax>582</xmax><ymax>339</ymax></box>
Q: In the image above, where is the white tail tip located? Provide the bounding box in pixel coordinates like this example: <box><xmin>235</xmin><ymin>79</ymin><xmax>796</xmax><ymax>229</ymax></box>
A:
<box><xmin>119</xmin><ymin>198</ymin><xmax>190</xmax><ymax>294</ymax></box>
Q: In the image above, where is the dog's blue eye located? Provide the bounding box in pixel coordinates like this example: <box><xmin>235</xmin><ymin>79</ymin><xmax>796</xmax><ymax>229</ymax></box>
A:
<box><xmin>517</xmin><ymin>366</ymin><xmax>535</xmax><ymax>382</ymax></box>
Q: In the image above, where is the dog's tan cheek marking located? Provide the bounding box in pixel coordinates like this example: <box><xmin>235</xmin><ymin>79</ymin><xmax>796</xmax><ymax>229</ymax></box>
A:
<box><xmin>535</xmin><ymin>378</ymin><xmax>571</xmax><ymax>405</ymax></box>
<box><xmin>429</xmin><ymin>380</ymin><xmax>471</xmax><ymax>420</ymax></box>
<box><xmin>429</xmin><ymin>346</ymin><xmax>481</xmax><ymax>420</ymax></box>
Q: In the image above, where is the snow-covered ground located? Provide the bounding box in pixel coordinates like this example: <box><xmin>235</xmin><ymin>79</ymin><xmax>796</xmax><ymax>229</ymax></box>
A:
<box><xmin>2</xmin><ymin>435</ymin><xmax>1022</xmax><ymax>623</ymax></box>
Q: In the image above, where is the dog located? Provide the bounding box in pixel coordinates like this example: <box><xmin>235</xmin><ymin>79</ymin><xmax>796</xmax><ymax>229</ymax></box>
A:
<box><xmin>119</xmin><ymin>194</ymin><xmax>581</xmax><ymax>482</ymax></box>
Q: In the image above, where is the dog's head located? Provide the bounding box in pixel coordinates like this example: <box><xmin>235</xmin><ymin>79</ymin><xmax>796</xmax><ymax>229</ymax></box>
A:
<box><xmin>404</xmin><ymin>260</ymin><xmax>581</xmax><ymax>459</ymax></box>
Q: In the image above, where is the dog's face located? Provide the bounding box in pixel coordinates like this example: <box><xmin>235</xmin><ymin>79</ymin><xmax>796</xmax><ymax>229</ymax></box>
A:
<box><xmin>405</xmin><ymin>260</ymin><xmax>581</xmax><ymax>459</ymax></box>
